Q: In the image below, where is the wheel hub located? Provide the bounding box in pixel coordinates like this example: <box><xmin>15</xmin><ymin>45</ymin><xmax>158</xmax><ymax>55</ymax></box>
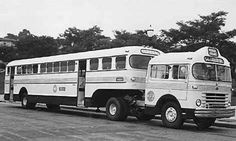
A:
<box><xmin>109</xmin><ymin>103</ymin><xmax>117</xmax><ymax>115</ymax></box>
<box><xmin>165</xmin><ymin>107</ymin><xmax>177</xmax><ymax>122</ymax></box>
<box><xmin>22</xmin><ymin>97</ymin><xmax>27</xmax><ymax>106</ymax></box>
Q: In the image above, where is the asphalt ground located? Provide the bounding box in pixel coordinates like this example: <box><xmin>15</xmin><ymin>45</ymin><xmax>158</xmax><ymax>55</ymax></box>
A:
<box><xmin>1</xmin><ymin>95</ymin><xmax>236</xmax><ymax>129</ymax></box>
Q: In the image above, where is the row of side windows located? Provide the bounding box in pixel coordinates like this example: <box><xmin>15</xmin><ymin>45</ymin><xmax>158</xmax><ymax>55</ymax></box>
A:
<box><xmin>89</xmin><ymin>56</ymin><xmax>126</xmax><ymax>71</ymax></box>
<box><xmin>40</xmin><ymin>60</ymin><xmax>75</xmax><ymax>73</ymax></box>
<box><xmin>15</xmin><ymin>60</ymin><xmax>76</xmax><ymax>75</ymax></box>
<box><xmin>7</xmin><ymin>56</ymin><xmax>126</xmax><ymax>75</ymax></box>
<box><xmin>150</xmin><ymin>64</ymin><xmax>188</xmax><ymax>79</ymax></box>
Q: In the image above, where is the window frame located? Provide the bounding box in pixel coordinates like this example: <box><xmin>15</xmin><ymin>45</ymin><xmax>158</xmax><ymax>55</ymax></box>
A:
<box><xmin>150</xmin><ymin>64</ymin><xmax>170</xmax><ymax>79</ymax></box>
<box><xmin>17</xmin><ymin>66</ymin><xmax>22</xmax><ymax>74</ymax></box>
<box><xmin>32</xmin><ymin>64</ymin><xmax>38</xmax><ymax>74</ymax></box>
<box><xmin>115</xmin><ymin>55</ymin><xmax>126</xmax><ymax>70</ymax></box>
<box><xmin>192</xmin><ymin>63</ymin><xmax>231</xmax><ymax>82</ymax></box>
<box><xmin>53</xmin><ymin>62</ymin><xmax>60</xmax><ymax>73</ymax></box>
<box><xmin>68</xmin><ymin>60</ymin><xmax>75</xmax><ymax>72</ymax></box>
<box><xmin>46</xmin><ymin>62</ymin><xmax>53</xmax><ymax>73</ymax></box>
<box><xmin>102</xmin><ymin>57</ymin><xmax>112</xmax><ymax>70</ymax></box>
<box><xmin>60</xmin><ymin>61</ymin><xmax>68</xmax><ymax>72</ymax></box>
<box><xmin>129</xmin><ymin>55</ymin><xmax>152</xmax><ymax>70</ymax></box>
<box><xmin>40</xmin><ymin>63</ymin><xmax>46</xmax><ymax>73</ymax></box>
<box><xmin>172</xmin><ymin>65</ymin><xmax>188</xmax><ymax>80</ymax></box>
<box><xmin>90</xmin><ymin>58</ymin><xmax>99</xmax><ymax>71</ymax></box>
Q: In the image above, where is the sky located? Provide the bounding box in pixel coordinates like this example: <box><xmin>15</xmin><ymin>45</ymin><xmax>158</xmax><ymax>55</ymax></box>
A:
<box><xmin>0</xmin><ymin>0</ymin><xmax>236</xmax><ymax>40</ymax></box>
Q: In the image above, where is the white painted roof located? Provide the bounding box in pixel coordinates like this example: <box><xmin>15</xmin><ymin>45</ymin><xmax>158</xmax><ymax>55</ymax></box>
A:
<box><xmin>149</xmin><ymin>46</ymin><xmax>230</xmax><ymax>66</ymax></box>
<box><xmin>7</xmin><ymin>46</ymin><xmax>163</xmax><ymax>66</ymax></box>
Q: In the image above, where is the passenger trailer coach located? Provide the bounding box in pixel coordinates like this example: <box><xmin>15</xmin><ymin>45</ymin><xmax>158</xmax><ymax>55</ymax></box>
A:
<box><xmin>4</xmin><ymin>46</ymin><xmax>235</xmax><ymax>129</ymax></box>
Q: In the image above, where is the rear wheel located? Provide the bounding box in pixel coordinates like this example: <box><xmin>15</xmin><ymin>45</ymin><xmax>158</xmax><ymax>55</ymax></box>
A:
<box><xmin>161</xmin><ymin>102</ymin><xmax>184</xmax><ymax>129</ymax></box>
<box><xmin>106</xmin><ymin>97</ymin><xmax>128</xmax><ymax>121</ymax></box>
<box><xmin>194</xmin><ymin>117</ymin><xmax>216</xmax><ymax>130</ymax></box>
<box><xmin>21</xmin><ymin>94</ymin><xmax>36</xmax><ymax>109</ymax></box>
<box><xmin>21</xmin><ymin>95</ymin><xmax>28</xmax><ymax>108</ymax></box>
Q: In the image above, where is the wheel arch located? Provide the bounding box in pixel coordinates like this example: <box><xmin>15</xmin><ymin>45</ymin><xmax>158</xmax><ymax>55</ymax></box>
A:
<box><xmin>90</xmin><ymin>89</ymin><xmax>143</xmax><ymax>107</ymax></box>
<box><xmin>19</xmin><ymin>87</ymin><xmax>28</xmax><ymax>101</ymax></box>
<box><xmin>155</xmin><ymin>94</ymin><xmax>181</xmax><ymax>114</ymax></box>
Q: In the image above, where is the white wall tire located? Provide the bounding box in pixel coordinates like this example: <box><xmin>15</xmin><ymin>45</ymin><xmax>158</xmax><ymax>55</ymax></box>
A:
<box><xmin>106</xmin><ymin>97</ymin><xmax>128</xmax><ymax>121</ymax></box>
<box><xmin>21</xmin><ymin>93</ymin><xmax>36</xmax><ymax>109</ymax></box>
<box><xmin>161</xmin><ymin>102</ymin><xmax>183</xmax><ymax>128</ymax></box>
<box><xmin>21</xmin><ymin>95</ymin><xmax>28</xmax><ymax>108</ymax></box>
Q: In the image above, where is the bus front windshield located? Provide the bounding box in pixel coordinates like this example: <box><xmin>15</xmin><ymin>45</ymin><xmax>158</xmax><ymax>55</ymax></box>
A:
<box><xmin>129</xmin><ymin>55</ymin><xmax>152</xmax><ymax>69</ymax></box>
<box><xmin>192</xmin><ymin>63</ymin><xmax>231</xmax><ymax>82</ymax></box>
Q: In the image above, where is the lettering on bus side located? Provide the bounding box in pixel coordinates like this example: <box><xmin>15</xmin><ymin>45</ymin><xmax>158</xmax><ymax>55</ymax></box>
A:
<box><xmin>59</xmin><ymin>87</ymin><xmax>66</xmax><ymax>91</ymax></box>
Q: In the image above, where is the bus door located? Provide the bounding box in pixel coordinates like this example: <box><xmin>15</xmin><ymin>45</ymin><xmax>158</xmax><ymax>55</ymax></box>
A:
<box><xmin>77</xmin><ymin>60</ymin><xmax>86</xmax><ymax>106</ymax></box>
<box><xmin>9</xmin><ymin>67</ymin><xmax>15</xmax><ymax>102</ymax></box>
<box><xmin>171</xmin><ymin>65</ymin><xmax>188</xmax><ymax>100</ymax></box>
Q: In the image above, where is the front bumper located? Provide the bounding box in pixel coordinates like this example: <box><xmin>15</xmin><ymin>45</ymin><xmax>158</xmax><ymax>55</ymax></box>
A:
<box><xmin>195</xmin><ymin>108</ymin><xmax>235</xmax><ymax>118</ymax></box>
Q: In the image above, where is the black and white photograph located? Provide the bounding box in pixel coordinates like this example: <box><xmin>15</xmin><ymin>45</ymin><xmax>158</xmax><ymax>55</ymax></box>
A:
<box><xmin>0</xmin><ymin>0</ymin><xmax>236</xmax><ymax>140</ymax></box>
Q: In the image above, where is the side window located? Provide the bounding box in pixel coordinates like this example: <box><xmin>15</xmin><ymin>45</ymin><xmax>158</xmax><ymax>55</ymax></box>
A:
<box><xmin>27</xmin><ymin>65</ymin><xmax>33</xmax><ymax>74</ymax></box>
<box><xmin>116</xmin><ymin>56</ymin><xmax>126</xmax><ymax>70</ymax></box>
<box><xmin>179</xmin><ymin>66</ymin><xmax>188</xmax><ymax>79</ymax></box>
<box><xmin>54</xmin><ymin>62</ymin><xmax>59</xmax><ymax>72</ymax></box>
<box><xmin>33</xmin><ymin>64</ymin><xmax>38</xmax><ymax>73</ymax></box>
<box><xmin>17</xmin><ymin>66</ymin><xmax>22</xmax><ymax>74</ymax></box>
<box><xmin>172</xmin><ymin>65</ymin><xmax>178</xmax><ymax>79</ymax></box>
<box><xmin>47</xmin><ymin>63</ymin><xmax>53</xmax><ymax>73</ymax></box>
<box><xmin>102</xmin><ymin>57</ymin><xmax>111</xmax><ymax>70</ymax></box>
<box><xmin>60</xmin><ymin>61</ymin><xmax>68</xmax><ymax>72</ymax></box>
<box><xmin>173</xmin><ymin>65</ymin><xmax>188</xmax><ymax>79</ymax></box>
<box><xmin>90</xmin><ymin>58</ymin><xmax>98</xmax><ymax>70</ymax></box>
<box><xmin>22</xmin><ymin>65</ymin><xmax>26</xmax><ymax>74</ymax></box>
<box><xmin>150</xmin><ymin>65</ymin><xmax>169</xmax><ymax>79</ymax></box>
<box><xmin>68</xmin><ymin>60</ymin><xmax>75</xmax><ymax>72</ymax></box>
<box><xmin>40</xmin><ymin>63</ymin><xmax>46</xmax><ymax>73</ymax></box>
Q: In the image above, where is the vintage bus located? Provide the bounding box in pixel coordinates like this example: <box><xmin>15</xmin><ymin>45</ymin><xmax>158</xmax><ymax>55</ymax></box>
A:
<box><xmin>144</xmin><ymin>46</ymin><xmax>235</xmax><ymax>129</ymax></box>
<box><xmin>4</xmin><ymin>46</ymin><xmax>235</xmax><ymax>129</ymax></box>
<box><xmin>4</xmin><ymin>46</ymin><xmax>162</xmax><ymax>118</ymax></box>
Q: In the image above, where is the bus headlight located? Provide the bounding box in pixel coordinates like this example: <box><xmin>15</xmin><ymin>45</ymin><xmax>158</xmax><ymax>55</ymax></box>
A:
<box><xmin>196</xmin><ymin>99</ymin><xmax>201</xmax><ymax>107</ymax></box>
<box><xmin>227</xmin><ymin>101</ymin><xmax>231</xmax><ymax>107</ymax></box>
<box><xmin>131</xmin><ymin>77</ymin><xmax>136</xmax><ymax>82</ymax></box>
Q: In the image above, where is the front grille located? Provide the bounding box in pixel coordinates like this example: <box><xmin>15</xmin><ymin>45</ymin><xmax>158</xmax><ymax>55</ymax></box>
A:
<box><xmin>202</xmin><ymin>93</ymin><xmax>228</xmax><ymax>108</ymax></box>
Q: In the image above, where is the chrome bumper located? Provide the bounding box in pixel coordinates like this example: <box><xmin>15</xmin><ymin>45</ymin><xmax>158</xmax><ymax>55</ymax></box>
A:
<box><xmin>195</xmin><ymin>108</ymin><xmax>235</xmax><ymax>118</ymax></box>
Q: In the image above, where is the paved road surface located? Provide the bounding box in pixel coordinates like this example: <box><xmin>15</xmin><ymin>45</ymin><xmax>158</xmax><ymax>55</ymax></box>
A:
<box><xmin>0</xmin><ymin>102</ymin><xmax>236</xmax><ymax>141</ymax></box>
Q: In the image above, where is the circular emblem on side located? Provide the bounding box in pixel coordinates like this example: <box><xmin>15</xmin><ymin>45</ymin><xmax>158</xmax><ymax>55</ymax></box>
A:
<box><xmin>53</xmin><ymin>85</ymin><xmax>57</xmax><ymax>93</ymax></box>
<box><xmin>147</xmin><ymin>91</ymin><xmax>155</xmax><ymax>102</ymax></box>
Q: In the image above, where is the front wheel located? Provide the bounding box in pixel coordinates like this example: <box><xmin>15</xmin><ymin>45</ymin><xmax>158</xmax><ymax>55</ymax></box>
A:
<box><xmin>106</xmin><ymin>97</ymin><xmax>128</xmax><ymax>121</ymax></box>
<box><xmin>161</xmin><ymin>102</ymin><xmax>184</xmax><ymax>129</ymax></box>
<box><xmin>194</xmin><ymin>117</ymin><xmax>216</xmax><ymax>130</ymax></box>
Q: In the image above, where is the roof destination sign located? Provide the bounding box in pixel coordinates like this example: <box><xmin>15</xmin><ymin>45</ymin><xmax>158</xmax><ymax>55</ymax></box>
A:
<box><xmin>208</xmin><ymin>47</ymin><xmax>218</xmax><ymax>57</ymax></box>
<box><xmin>140</xmin><ymin>49</ymin><xmax>160</xmax><ymax>56</ymax></box>
<box><xmin>204</xmin><ymin>56</ymin><xmax>224</xmax><ymax>64</ymax></box>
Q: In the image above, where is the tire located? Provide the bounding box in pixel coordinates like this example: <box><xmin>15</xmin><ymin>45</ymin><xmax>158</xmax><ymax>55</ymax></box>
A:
<box><xmin>21</xmin><ymin>94</ymin><xmax>28</xmax><ymax>108</ymax></box>
<box><xmin>106</xmin><ymin>97</ymin><xmax>128</xmax><ymax>121</ymax></box>
<box><xmin>21</xmin><ymin>94</ymin><xmax>36</xmax><ymax>109</ymax></box>
<box><xmin>46</xmin><ymin>104</ymin><xmax>60</xmax><ymax>111</ymax></box>
<box><xmin>161</xmin><ymin>102</ymin><xmax>184</xmax><ymax>129</ymax></box>
<box><xmin>193</xmin><ymin>117</ymin><xmax>216</xmax><ymax>130</ymax></box>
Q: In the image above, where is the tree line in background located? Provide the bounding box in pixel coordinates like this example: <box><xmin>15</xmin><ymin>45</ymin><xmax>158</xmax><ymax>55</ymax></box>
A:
<box><xmin>1</xmin><ymin>11</ymin><xmax>236</xmax><ymax>73</ymax></box>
